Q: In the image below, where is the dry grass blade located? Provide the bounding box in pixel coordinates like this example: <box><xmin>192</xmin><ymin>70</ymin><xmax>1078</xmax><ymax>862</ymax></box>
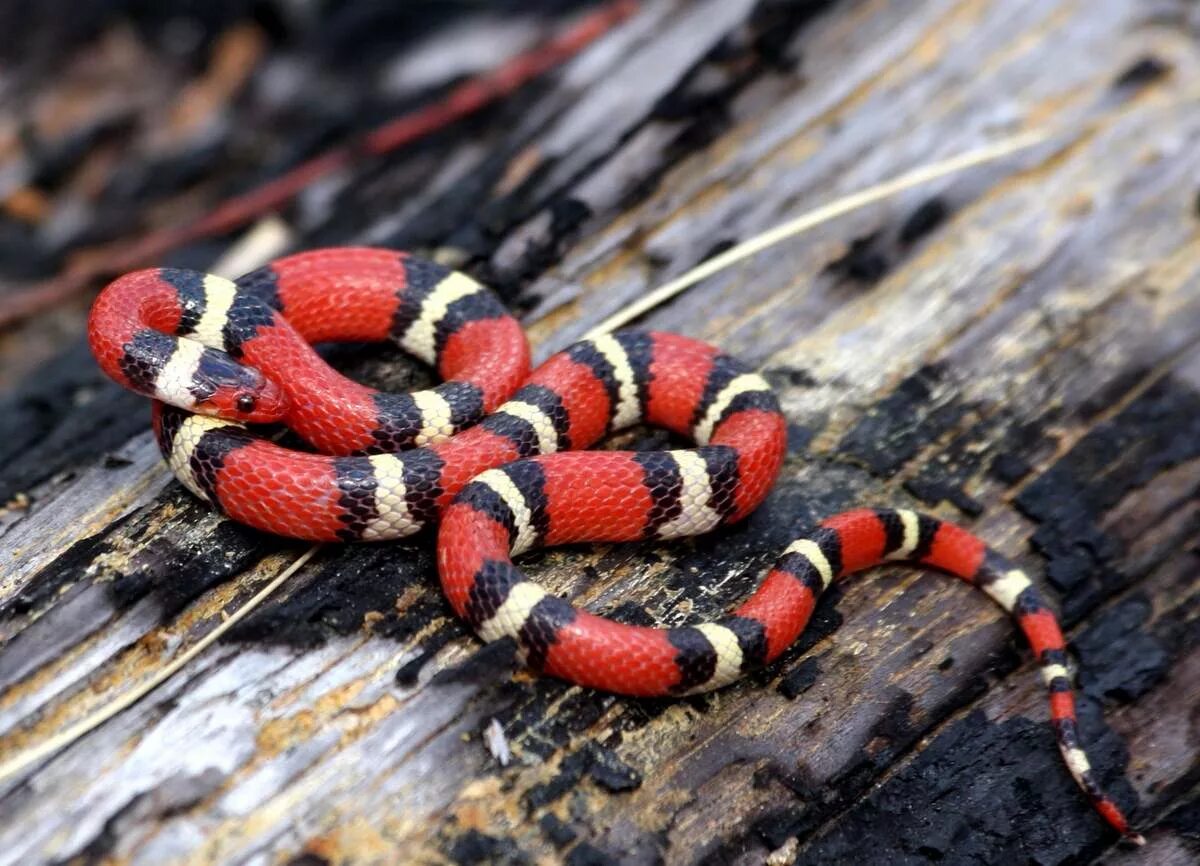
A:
<box><xmin>0</xmin><ymin>545</ymin><xmax>321</xmax><ymax>785</ymax></box>
<box><xmin>586</xmin><ymin>128</ymin><xmax>1054</xmax><ymax>338</ymax></box>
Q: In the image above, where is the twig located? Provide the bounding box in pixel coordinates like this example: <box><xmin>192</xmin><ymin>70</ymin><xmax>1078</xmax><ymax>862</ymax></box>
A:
<box><xmin>209</xmin><ymin>214</ymin><xmax>295</xmax><ymax>278</ymax></box>
<box><xmin>0</xmin><ymin>0</ymin><xmax>640</xmax><ymax>331</ymax></box>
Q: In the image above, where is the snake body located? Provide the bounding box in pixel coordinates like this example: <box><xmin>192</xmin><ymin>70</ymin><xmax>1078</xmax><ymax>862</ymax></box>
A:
<box><xmin>88</xmin><ymin>247</ymin><xmax>1140</xmax><ymax>842</ymax></box>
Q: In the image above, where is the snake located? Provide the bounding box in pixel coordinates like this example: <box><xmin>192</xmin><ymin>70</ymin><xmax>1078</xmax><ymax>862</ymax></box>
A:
<box><xmin>88</xmin><ymin>246</ymin><xmax>1141</xmax><ymax>843</ymax></box>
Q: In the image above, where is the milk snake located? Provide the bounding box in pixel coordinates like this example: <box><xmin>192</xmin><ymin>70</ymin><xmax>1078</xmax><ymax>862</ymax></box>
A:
<box><xmin>88</xmin><ymin>247</ymin><xmax>1141</xmax><ymax>843</ymax></box>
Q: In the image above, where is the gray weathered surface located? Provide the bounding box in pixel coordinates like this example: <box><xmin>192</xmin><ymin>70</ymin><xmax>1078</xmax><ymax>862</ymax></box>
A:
<box><xmin>1</xmin><ymin>1</ymin><xmax>1199</xmax><ymax>863</ymax></box>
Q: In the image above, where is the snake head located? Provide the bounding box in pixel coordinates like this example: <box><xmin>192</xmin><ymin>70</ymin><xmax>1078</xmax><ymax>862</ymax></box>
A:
<box><xmin>190</xmin><ymin>348</ymin><xmax>288</xmax><ymax>423</ymax></box>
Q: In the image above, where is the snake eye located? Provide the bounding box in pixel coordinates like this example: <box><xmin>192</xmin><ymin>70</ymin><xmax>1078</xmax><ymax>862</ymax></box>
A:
<box><xmin>236</xmin><ymin>394</ymin><xmax>256</xmax><ymax>414</ymax></box>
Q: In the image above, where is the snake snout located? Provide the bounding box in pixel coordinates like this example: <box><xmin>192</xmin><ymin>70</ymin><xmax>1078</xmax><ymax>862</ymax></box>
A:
<box><xmin>232</xmin><ymin>375</ymin><xmax>289</xmax><ymax>423</ymax></box>
<box><xmin>193</xmin><ymin>349</ymin><xmax>289</xmax><ymax>423</ymax></box>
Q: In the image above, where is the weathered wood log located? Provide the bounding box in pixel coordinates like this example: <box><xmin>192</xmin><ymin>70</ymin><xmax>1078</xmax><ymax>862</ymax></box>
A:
<box><xmin>2</xmin><ymin>1</ymin><xmax>1199</xmax><ymax>864</ymax></box>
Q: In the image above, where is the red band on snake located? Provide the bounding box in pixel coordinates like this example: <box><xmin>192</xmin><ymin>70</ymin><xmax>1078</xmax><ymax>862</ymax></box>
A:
<box><xmin>87</xmin><ymin>247</ymin><xmax>1142</xmax><ymax>842</ymax></box>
